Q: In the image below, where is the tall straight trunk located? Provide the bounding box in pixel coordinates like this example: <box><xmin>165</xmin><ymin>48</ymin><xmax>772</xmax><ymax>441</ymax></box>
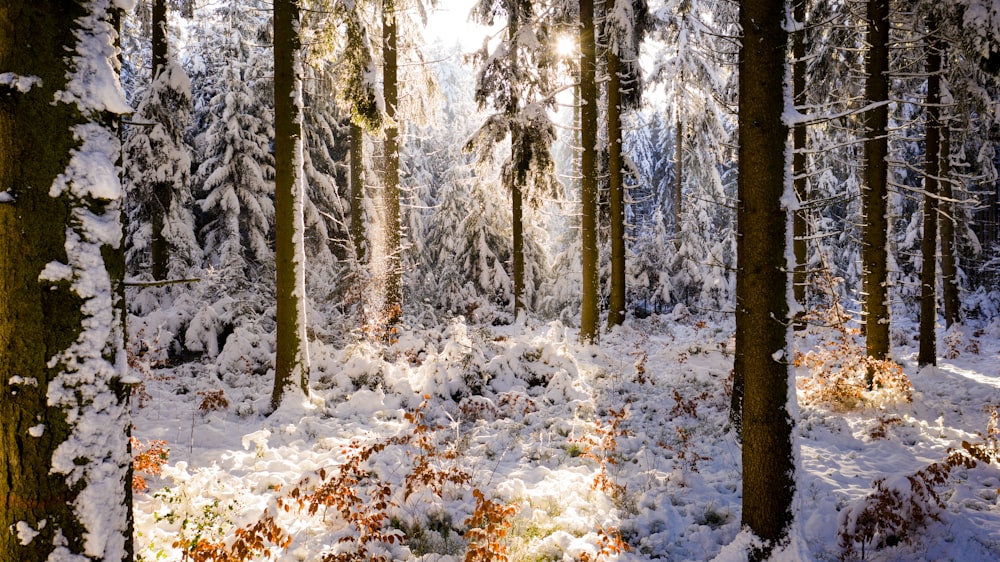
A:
<box><xmin>150</xmin><ymin>0</ymin><xmax>170</xmax><ymax>280</ymax></box>
<box><xmin>273</xmin><ymin>0</ymin><xmax>310</xmax><ymax>409</ymax></box>
<box><xmin>607</xmin><ymin>48</ymin><xmax>626</xmax><ymax>328</ymax></box>
<box><xmin>350</xmin><ymin>121</ymin><xmax>366</xmax><ymax>263</ymax></box>
<box><xmin>1</xmin><ymin>2</ymin><xmax>132</xmax><ymax>559</ymax></box>
<box><xmin>512</xmin><ymin>159</ymin><xmax>527</xmax><ymax>315</ymax></box>
<box><xmin>579</xmin><ymin>0</ymin><xmax>600</xmax><ymax>343</ymax></box>
<box><xmin>509</xmin><ymin>15</ymin><xmax>527</xmax><ymax>317</ymax></box>
<box><xmin>862</xmin><ymin>0</ymin><xmax>891</xmax><ymax>366</ymax></box>
<box><xmin>674</xmin><ymin>115</ymin><xmax>683</xmax><ymax>238</ymax></box>
<box><xmin>919</xmin><ymin>20</ymin><xmax>941</xmax><ymax>367</ymax></box>
<box><xmin>792</xmin><ymin>0</ymin><xmax>808</xmax><ymax>329</ymax></box>
<box><xmin>382</xmin><ymin>0</ymin><xmax>402</xmax><ymax>327</ymax></box>
<box><xmin>734</xmin><ymin>0</ymin><xmax>794</xmax><ymax>552</ymax></box>
<box><xmin>939</xmin><ymin>122</ymin><xmax>961</xmax><ymax>327</ymax></box>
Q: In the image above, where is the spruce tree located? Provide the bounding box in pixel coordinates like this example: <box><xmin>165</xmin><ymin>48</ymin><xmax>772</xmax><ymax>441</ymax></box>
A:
<box><xmin>733</xmin><ymin>0</ymin><xmax>795</xmax><ymax>552</ymax></box>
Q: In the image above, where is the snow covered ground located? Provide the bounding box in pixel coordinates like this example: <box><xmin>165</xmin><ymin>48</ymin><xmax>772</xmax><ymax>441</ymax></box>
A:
<box><xmin>130</xmin><ymin>312</ymin><xmax>1000</xmax><ymax>561</ymax></box>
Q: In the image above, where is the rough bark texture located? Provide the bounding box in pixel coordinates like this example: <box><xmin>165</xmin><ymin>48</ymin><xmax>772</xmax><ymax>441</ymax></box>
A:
<box><xmin>350</xmin><ymin>121</ymin><xmax>366</xmax><ymax>263</ymax></box>
<box><xmin>510</xmin><ymin>14</ymin><xmax>527</xmax><ymax>317</ymax></box>
<box><xmin>607</xmin><ymin>48</ymin><xmax>626</xmax><ymax>329</ymax></box>
<box><xmin>149</xmin><ymin>0</ymin><xmax>170</xmax><ymax>280</ymax></box>
<box><xmin>792</xmin><ymin>0</ymin><xmax>808</xmax><ymax>329</ymax></box>
<box><xmin>273</xmin><ymin>0</ymin><xmax>310</xmax><ymax>408</ymax></box>
<box><xmin>919</xmin><ymin>21</ymin><xmax>940</xmax><ymax>367</ymax></box>
<box><xmin>382</xmin><ymin>0</ymin><xmax>402</xmax><ymax>327</ymax></box>
<box><xmin>1</xmin><ymin>2</ymin><xmax>131</xmax><ymax>560</ymax></box>
<box><xmin>863</xmin><ymin>0</ymin><xmax>891</xmax><ymax>363</ymax></box>
<box><xmin>579</xmin><ymin>0</ymin><xmax>600</xmax><ymax>343</ymax></box>
<box><xmin>939</xmin><ymin>119</ymin><xmax>961</xmax><ymax>328</ymax></box>
<box><xmin>734</xmin><ymin>0</ymin><xmax>795</xmax><ymax>552</ymax></box>
<box><xmin>674</xmin><ymin>116</ymin><xmax>683</xmax><ymax>239</ymax></box>
<box><xmin>512</xmin><ymin>155</ymin><xmax>527</xmax><ymax>316</ymax></box>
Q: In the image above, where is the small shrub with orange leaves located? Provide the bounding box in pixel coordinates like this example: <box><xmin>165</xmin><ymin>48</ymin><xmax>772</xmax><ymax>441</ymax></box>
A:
<box><xmin>572</xmin><ymin>406</ymin><xmax>630</xmax><ymax>505</ymax></box>
<box><xmin>277</xmin><ymin>397</ymin><xmax>471</xmax><ymax>561</ymax></box>
<box><xmin>132</xmin><ymin>437</ymin><xmax>169</xmax><ymax>493</ymax></box>
<box><xmin>463</xmin><ymin>489</ymin><xmax>518</xmax><ymax>562</ymax></box>
<box><xmin>575</xmin><ymin>526</ymin><xmax>631</xmax><ymax>562</ymax></box>
<box><xmin>795</xmin><ymin>303</ymin><xmax>911</xmax><ymax>411</ymax></box>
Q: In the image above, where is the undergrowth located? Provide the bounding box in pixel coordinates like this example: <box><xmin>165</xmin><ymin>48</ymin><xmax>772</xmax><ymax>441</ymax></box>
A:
<box><xmin>795</xmin><ymin>300</ymin><xmax>912</xmax><ymax>412</ymax></box>
<box><xmin>838</xmin><ymin>407</ymin><xmax>1000</xmax><ymax>560</ymax></box>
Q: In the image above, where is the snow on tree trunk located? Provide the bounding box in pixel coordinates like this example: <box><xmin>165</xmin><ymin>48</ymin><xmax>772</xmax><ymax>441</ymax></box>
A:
<box><xmin>273</xmin><ymin>0</ymin><xmax>310</xmax><ymax>408</ymax></box>
<box><xmin>1</xmin><ymin>1</ymin><xmax>133</xmax><ymax>560</ymax></box>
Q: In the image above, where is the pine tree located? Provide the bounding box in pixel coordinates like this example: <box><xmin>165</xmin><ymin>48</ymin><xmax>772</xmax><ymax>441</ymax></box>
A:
<box><xmin>467</xmin><ymin>0</ymin><xmax>568</xmax><ymax>319</ymax></box>
<box><xmin>862</xmin><ymin>0</ymin><xmax>891</xmax><ymax>367</ymax></box>
<box><xmin>605</xmin><ymin>0</ymin><xmax>648</xmax><ymax>328</ymax></box>
<box><xmin>1</xmin><ymin>2</ymin><xmax>133</xmax><ymax>559</ymax></box>
<box><xmin>579</xmin><ymin>0</ymin><xmax>600</xmax><ymax>342</ymax></box>
<box><xmin>918</xmin><ymin>13</ymin><xmax>942</xmax><ymax>367</ymax></box>
<box><xmin>733</xmin><ymin>0</ymin><xmax>795</xmax><ymax>552</ymax></box>
<box><xmin>123</xmin><ymin>1</ymin><xmax>199</xmax><ymax>282</ymax></box>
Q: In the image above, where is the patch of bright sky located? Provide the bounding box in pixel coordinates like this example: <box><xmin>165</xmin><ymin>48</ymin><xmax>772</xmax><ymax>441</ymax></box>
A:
<box><xmin>424</xmin><ymin>0</ymin><xmax>498</xmax><ymax>51</ymax></box>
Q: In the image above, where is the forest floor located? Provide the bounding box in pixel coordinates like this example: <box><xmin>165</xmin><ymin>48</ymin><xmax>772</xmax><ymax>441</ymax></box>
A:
<box><xmin>130</xmin><ymin>312</ymin><xmax>1000</xmax><ymax>561</ymax></box>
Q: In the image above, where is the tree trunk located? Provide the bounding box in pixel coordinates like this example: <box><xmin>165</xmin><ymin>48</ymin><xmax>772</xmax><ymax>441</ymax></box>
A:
<box><xmin>734</xmin><ymin>0</ymin><xmax>795</xmax><ymax>552</ymax></box>
<box><xmin>150</xmin><ymin>0</ymin><xmax>170</xmax><ymax>280</ymax></box>
<box><xmin>607</xmin><ymin>48</ymin><xmax>626</xmax><ymax>329</ymax></box>
<box><xmin>792</xmin><ymin>0</ymin><xmax>808</xmax><ymax>329</ymax></box>
<box><xmin>918</xmin><ymin>20</ymin><xmax>940</xmax><ymax>367</ymax></box>
<box><xmin>350</xmin><ymin>121</ymin><xmax>366</xmax><ymax>264</ymax></box>
<box><xmin>1</xmin><ymin>2</ymin><xmax>132</xmax><ymax>560</ymax></box>
<box><xmin>674</xmin><ymin>115</ymin><xmax>683</xmax><ymax>240</ymax></box>
<box><xmin>382</xmin><ymin>0</ymin><xmax>402</xmax><ymax>328</ymax></box>
<box><xmin>579</xmin><ymin>0</ymin><xmax>600</xmax><ymax>343</ymax></box>
<box><xmin>862</xmin><ymin>0</ymin><xmax>891</xmax><ymax>367</ymax></box>
<box><xmin>940</xmin><ymin>121</ymin><xmax>961</xmax><ymax>328</ymax></box>
<box><xmin>512</xmin><ymin>154</ymin><xmax>527</xmax><ymax>316</ymax></box>
<box><xmin>273</xmin><ymin>0</ymin><xmax>310</xmax><ymax>409</ymax></box>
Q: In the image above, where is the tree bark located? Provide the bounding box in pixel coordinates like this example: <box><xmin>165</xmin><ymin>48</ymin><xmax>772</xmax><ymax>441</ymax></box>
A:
<box><xmin>382</xmin><ymin>0</ymin><xmax>402</xmax><ymax>328</ymax></box>
<box><xmin>273</xmin><ymin>0</ymin><xmax>310</xmax><ymax>408</ymax></box>
<box><xmin>150</xmin><ymin>0</ymin><xmax>170</xmax><ymax>280</ymax></box>
<box><xmin>579</xmin><ymin>0</ymin><xmax>600</xmax><ymax>343</ymax></box>
<box><xmin>918</xmin><ymin>19</ymin><xmax>941</xmax><ymax>367</ymax></box>
<box><xmin>734</xmin><ymin>0</ymin><xmax>795</xmax><ymax>551</ymax></box>
<box><xmin>674</xmin><ymin>115</ymin><xmax>683</xmax><ymax>239</ymax></box>
<box><xmin>1</xmin><ymin>2</ymin><xmax>132</xmax><ymax>559</ymax></box>
<box><xmin>350</xmin><ymin>121</ymin><xmax>366</xmax><ymax>264</ymax></box>
<box><xmin>607</xmin><ymin>48</ymin><xmax>626</xmax><ymax>329</ymax></box>
<box><xmin>862</xmin><ymin>0</ymin><xmax>891</xmax><ymax>366</ymax></box>
<box><xmin>939</xmin><ymin>121</ymin><xmax>961</xmax><ymax>328</ymax></box>
<box><xmin>792</xmin><ymin>0</ymin><xmax>808</xmax><ymax>329</ymax></box>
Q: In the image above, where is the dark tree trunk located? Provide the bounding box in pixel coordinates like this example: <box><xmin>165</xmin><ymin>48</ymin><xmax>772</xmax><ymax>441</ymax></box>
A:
<box><xmin>792</xmin><ymin>0</ymin><xmax>808</xmax><ymax>329</ymax></box>
<box><xmin>150</xmin><ymin>0</ymin><xmax>170</xmax><ymax>280</ymax></box>
<box><xmin>512</xmin><ymin>155</ymin><xmax>528</xmax><ymax>316</ymax></box>
<box><xmin>939</xmin><ymin>122</ymin><xmax>961</xmax><ymax>328</ymax></box>
<box><xmin>273</xmin><ymin>0</ymin><xmax>310</xmax><ymax>408</ymax></box>
<box><xmin>607</xmin><ymin>48</ymin><xmax>626</xmax><ymax>329</ymax></box>
<box><xmin>862</xmin><ymin>0</ymin><xmax>891</xmax><ymax>367</ymax></box>
<box><xmin>382</xmin><ymin>0</ymin><xmax>402</xmax><ymax>328</ymax></box>
<box><xmin>1</xmin><ymin>3</ymin><xmax>132</xmax><ymax>560</ymax></box>
<box><xmin>919</xmin><ymin>19</ymin><xmax>941</xmax><ymax>367</ymax></box>
<box><xmin>350</xmin><ymin>121</ymin><xmax>366</xmax><ymax>264</ymax></box>
<box><xmin>734</xmin><ymin>0</ymin><xmax>795</xmax><ymax>552</ymax></box>
<box><xmin>579</xmin><ymin>0</ymin><xmax>600</xmax><ymax>343</ymax></box>
<box><xmin>674</xmin><ymin>115</ymin><xmax>683</xmax><ymax>240</ymax></box>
